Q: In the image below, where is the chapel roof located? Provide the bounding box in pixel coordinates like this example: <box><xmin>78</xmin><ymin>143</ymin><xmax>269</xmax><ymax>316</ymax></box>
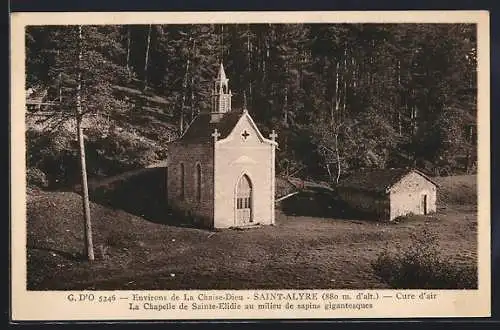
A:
<box><xmin>174</xmin><ymin>108</ymin><xmax>245</xmax><ymax>144</ymax></box>
<box><xmin>337</xmin><ymin>168</ymin><xmax>436</xmax><ymax>194</ymax></box>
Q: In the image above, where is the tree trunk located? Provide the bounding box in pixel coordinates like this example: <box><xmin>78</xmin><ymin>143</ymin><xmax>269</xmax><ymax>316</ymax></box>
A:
<box><xmin>466</xmin><ymin>125</ymin><xmax>474</xmax><ymax>173</ymax></box>
<box><xmin>334</xmin><ymin>61</ymin><xmax>340</xmax><ymax>121</ymax></box>
<box><xmin>76</xmin><ymin>25</ymin><xmax>94</xmax><ymax>262</ymax></box>
<box><xmin>326</xmin><ymin>163</ymin><xmax>333</xmax><ymax>182</ymax></box>
<box><xmin>397</xmin><ymin>59</ymin><xmax>402</xmax><ymax>136</ymax></box>
<box><xmin>143</xmin><ymin>24</ymin><xmax>152</xmax><ymax>90</ymax></box>
<box><xmin>411</xmin><ymin>87</ymin><xmax>418</xmax><ymax>136</ymax></box>
<box><xmin>190</xmin><ymin>73</ymin><xmax>195</xmax><ymax>121</ymax></box>
<box><xmin>283</xmin><ymin>87</ymin><xmax>288</xmax><ymax>126</ymax></box>
<box><xmin>398</xmin><ymin>112</ymin><xmax>402</xmax><ymax>136</ymax></box>
<box><xmin>414</xmin><ymin>105</ymin><xmax>418</xmax><ymax>134</ymax></box>
<box><xmin>219</xmin><ymin>25</ymin><xmax>225</xmax><ymax>62</ymax></box>
<box><xmin>342</xmin><ymin>43</ymin><xmax>348</xmax><ymax>114</ymax></box>
<box><xmin>352</xmin><ymin>56</ymin><xmax>357</xmax><ymax>89</ymax></box>
<box><xmin>190</xmin><ymin>39</ymin><xmax>197</xmax><ymax>121</ymax></box>
<box><xmin>126</xmin><ymin>26</ymin><xmax>131</xmax><ymax>79</ymax></box>
<box><xmin>247</xmin><ymin>25</ymin><xmax>252</xmax><ymax>104</ymax></box>
<box><xmin>58</xmin><ymin>73</ymin><xmax>62</xmax><ymax>103</ymax></box>
<box><xmin>334</xmin><ymin>132</ymin><xmax>341</xmax><ymax>185</ymax></box>
<box><xmin>179</xmin><ymin>37</ymin><xmax>193</xmax><ymax>133</ymax></box>
<box><xmin>263</xmin><ymin>30</ymin><xmax>270</xmax><ymax>79</ymax></box>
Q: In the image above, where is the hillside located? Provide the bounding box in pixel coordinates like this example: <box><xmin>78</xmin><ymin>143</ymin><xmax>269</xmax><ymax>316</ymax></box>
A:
<box><xmin>26</xmin><ymin>174</ymin><xmax>477</xmax><ymax>290</ymax></box>
<box><xmin>434</xmin><ymin>175</ymin><xmax>477</xmax><ymax>207</ymax></box>
<box><xmin>109</xmin><ymin>85</ymin><xmax>179</xmax><ymax>145</ymax></box>
<box><xmin>26</xmin><ymin>83</ymin><xmax>180</xmax><ymax>188</ymax></box>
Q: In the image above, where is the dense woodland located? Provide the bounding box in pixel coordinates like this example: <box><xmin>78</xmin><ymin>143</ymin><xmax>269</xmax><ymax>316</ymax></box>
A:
<box><xmin>26</xmin><ymin>24</ymin><xmax>477</xmax><ymax>188</ymax></box>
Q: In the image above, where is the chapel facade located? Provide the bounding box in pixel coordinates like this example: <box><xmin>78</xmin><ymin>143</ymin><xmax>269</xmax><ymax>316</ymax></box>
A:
<box><xmin>166</xmin><ymin>63</ymin><xmax>278</xmax><ymax>229</ymax></box>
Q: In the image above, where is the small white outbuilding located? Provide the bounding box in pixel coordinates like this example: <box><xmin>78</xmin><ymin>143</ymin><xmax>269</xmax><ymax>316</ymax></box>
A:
<box><xmin>337</xmin><ymin>168</ymin><xmax>438</xmax><ymax>221</ymax></box>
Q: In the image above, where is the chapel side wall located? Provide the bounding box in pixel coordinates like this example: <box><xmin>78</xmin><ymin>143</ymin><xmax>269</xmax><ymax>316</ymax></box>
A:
<box><xmin>167</xmin><ymin>142</ymin><xmax>214</xmax><ymax>228</ymax></box>
<box><xmin>213</xmin><ymin>118</ymin><xmax>274</xmax><ymax>228</ymax></box>
<box><xmin>389</xmin><ymin>172</ymin><xmax>437</xmax><ymax>220</ymax></box>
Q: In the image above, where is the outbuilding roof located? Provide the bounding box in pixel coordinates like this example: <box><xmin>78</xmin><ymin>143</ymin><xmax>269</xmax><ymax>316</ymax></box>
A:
<box><xmin>337</xmin><ymin>168</ymin><xmax>437</xmax><ymax>194</ymax></box>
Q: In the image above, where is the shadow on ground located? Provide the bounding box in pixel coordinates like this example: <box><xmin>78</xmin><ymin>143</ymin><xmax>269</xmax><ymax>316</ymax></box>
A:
<box><xmin>280</xmin><ymin>188</ymin><xmax>378</xmax><ymax>222</ymax></box>
<box><xmin>86</xmin><ymin>167</ymin><xmax>200</xmax><ymax>229</ymax></box>
<box><xmin>84</xmin><ymin>168</ymin><xmax>378</xmax><ymax>227</ymax></box>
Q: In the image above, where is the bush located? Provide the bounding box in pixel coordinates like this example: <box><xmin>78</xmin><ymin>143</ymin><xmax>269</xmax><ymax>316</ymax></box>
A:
<box><xmin>371</xmin><ymin>228</ymin><xmax>477</xmax><ymax>289</ymax></box>
<box><xmin>26</xmin><ymin>127</ymin><xmax>80</xmax><ymax>188</ymax></box>
<box><xmin>27</xmin><ymin>167</ymin><xmax>49</xmax><ymax>188</ymax></box>
<box><xmin>86</xmin><ymin>128</ymin><xmax>161</xmax><ymax>174</ymax></box>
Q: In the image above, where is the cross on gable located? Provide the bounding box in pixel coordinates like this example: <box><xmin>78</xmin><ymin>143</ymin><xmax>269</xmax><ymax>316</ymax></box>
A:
<box><xmin>269</xmin><ymin>130</ymin><xmax>278</xmax><ymax>141</ymax></box>
<box><xmin>211</xmin><ymin>128</ymin><xmax>220</xmax><ymax>142</ymax></box>
<box><xmin>241</xmin><ymin>130</ymin><xmax>250</xmax><ymax>140</ymax></box>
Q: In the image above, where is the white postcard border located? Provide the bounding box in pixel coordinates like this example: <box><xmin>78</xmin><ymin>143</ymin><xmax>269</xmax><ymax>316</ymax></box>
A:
<box><xmin>10</xmin><ymin>10</ymin><xmax>491</xmax><ymax>320</ymax></box>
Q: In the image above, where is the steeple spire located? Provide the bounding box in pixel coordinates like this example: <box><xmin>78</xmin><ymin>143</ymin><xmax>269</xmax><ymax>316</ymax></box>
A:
<box><xmin>211</xmin><ymin>62</ymin><xmax>232</xmax><ymax>116</ymax></box>
<box><xmin>218</xmin><ymin>62</ymin><xmax>227</xmax><ymax>83</ymax></box>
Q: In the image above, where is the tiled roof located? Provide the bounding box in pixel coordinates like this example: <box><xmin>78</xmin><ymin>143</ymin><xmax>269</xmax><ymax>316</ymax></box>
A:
<box><xmin>175</xmin><ymin>109</ymin><xmax>245</xmax><ymax>144</ymax></box>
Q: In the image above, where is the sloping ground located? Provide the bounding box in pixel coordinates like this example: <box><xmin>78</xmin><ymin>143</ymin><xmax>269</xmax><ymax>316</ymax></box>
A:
<box><xmin>27</xmin><ymin>189</ymin><xmax>390</xmax><ymax>290</ymax></box>
<box><xmin>111</xmin><ymin>85</ymin><xmax>178</xmax><ymax>145</ymax></box>
<box><xmin>27</xmin><ymin>189</ymin><xmax>208</xmax><ymax>290</ymax></box>
<box><xmin>113</xmin><ymin>85</ymin><xmax>170</xmax><ymax>106</ymax></box>
<box><xmin>26</xmin><ymin>84</ymin><xmax>179</xmax><ymax>180</ymax></box>
<box><xmin>434</xmin><ymin>175</ymin><xmax>477</xmax><ymax>207</ymax></box>
<box><xmin>26</xmin><ymin>173</ymin><xmax>477</xmax><ymax>290</ymax></box>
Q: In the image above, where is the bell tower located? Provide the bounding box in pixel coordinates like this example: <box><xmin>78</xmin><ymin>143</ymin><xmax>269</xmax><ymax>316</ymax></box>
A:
<box><xmin>211</xmin><ymin>63</ymin><xmax>232</xmax><ymax>121</ymax></box>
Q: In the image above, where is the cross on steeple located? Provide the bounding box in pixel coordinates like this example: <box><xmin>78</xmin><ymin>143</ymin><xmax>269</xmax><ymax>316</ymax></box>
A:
<box><xmin>241</xmin><ymin>130</ymin><xmax>250</xmax><ymax>140</ymax></box>
<box><xmin>269</xmin><ymin>130</ymin><xmax>278</xmax><ymax>141</ymax></box>
<box><xmin>211</xmin><ymin>128</ymin><xmax>221</xmax><ymax>142</ymax></box>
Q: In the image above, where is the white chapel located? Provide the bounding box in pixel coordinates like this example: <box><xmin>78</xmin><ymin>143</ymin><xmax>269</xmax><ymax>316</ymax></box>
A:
<box><xmin>166</xmin><ymin>63</ymin><xmax>278</xmax><ymax>229</ymax></box>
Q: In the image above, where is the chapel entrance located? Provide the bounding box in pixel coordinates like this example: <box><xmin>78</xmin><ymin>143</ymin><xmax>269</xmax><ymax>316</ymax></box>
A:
<box><xmin>236</xmin><ymin>174</ymin><xmax>253</xmax><ymax>225</ymax></box>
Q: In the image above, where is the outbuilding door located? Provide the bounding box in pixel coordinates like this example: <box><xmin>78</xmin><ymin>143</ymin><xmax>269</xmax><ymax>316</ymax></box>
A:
<box><xmin>236</xmin><ymin>175</ymin><xmax>252</xmax><ymax>225</ymax></box>
<box><xmin>421</xmin><ymin>194</ymin><xmax>428</xmax><ymax>215</ymax></box>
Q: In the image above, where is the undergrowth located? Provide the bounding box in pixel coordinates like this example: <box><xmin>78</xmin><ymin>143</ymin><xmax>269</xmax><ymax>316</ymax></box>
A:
<box><xmin>371</xmin><ymin>227</ymin><xmax>477</xmax><ymax>289</ymax></box>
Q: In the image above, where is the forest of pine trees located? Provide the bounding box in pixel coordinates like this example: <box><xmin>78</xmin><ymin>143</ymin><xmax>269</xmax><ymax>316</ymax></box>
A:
<box><xmin>26</xmin><ymin>23</ymin><xmax>477</xmax><ymax>188</ymax></box>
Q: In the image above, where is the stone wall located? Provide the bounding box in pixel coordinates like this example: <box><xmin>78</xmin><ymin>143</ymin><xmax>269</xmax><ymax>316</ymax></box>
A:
<box><xmin>337</xmin><ymin>187</ymin><xmax>390</xmax><ymax>220</ymax></box>
<box><xmin>389</xmin><ymin>171</ymin><xmax>437</xmax><ymax>220</ymax></box>
<box><xmin>166</xmin><ymin>142</ymin><xmax>214</xmax><ymax>228</ymax></box>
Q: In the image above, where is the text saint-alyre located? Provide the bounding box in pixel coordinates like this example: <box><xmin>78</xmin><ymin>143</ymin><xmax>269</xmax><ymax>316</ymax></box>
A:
<box><xmin>253</xmin><ymin>292</ymin><xmax>318</xmax><ymax>301</ymax></box>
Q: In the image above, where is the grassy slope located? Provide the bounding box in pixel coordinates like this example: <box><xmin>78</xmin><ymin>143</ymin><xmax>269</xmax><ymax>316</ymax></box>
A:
<box><xmin>26</xmin><ymin>175</ymin><xmax>477</xmax><ymax>290</ymax></box>
<box><xmin>109</xmin><ymin>85</ymin><xmax>178</xmax><ymax>146</ymax></box>
<box><xmin>433</xmin><ymin>175</ymin><xmax>477</xmax><ymax>206</ymax></box>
